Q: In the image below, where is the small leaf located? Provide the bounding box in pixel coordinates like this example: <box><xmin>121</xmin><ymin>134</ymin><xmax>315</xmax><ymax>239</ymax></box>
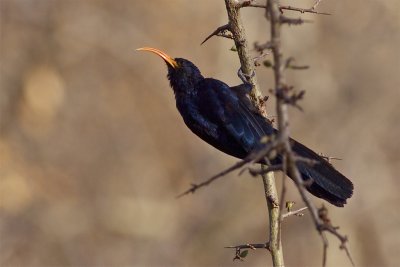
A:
<box><xmin>286</xmin><ymin>201</ymin><xmax>295</xmax><ymax>212</ymax></box>
<box><xmin>240</xmin><ymin>250</ymin><xmax>249</xmax><ymax>258</ymax></box>
<box><xmin>263</xmin><ymin>60</ymin><xmax>272</xmax><ymax>68</ymax></box>
<box><xmin>230</xmin><ymin>46</ymin><xmax>237</xmax><ymax>52</ymax></box>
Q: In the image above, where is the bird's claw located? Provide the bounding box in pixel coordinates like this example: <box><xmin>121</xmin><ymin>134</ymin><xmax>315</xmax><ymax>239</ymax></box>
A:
<box><xmin>237</xmin><ymin>68</ymin><xmax>256</xmax><ymax>84</ymax></box>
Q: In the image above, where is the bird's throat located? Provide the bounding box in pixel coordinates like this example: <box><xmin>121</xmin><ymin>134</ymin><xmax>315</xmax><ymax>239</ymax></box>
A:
<box><xmin>168</xmin><ymin>72</ymin><xmax>203</xmax><ymax>96</ymax></box>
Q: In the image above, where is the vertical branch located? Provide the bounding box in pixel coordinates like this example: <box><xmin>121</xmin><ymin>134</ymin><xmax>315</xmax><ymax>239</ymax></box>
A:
<box><xmin>265</xmin><ymin>1</ymin><xmax>354</xmax><ymax>267</ymax></box>
<box><xmin>262</xmin><ymin>169</ymin><xmax>285</xmax><ymax>267</ymax></box>
<box><xmin>267</xmin><ymin>0</ymin><xmax>289</xmax><ymax>138</ymax></box>
<box><xmin>224</xmin><ymin>0</ymin><xmax>265</xmax><ymax>114</ymax></box>
<box><xmin>265</xmin><ymin>0</ymin><xmax>331</xmax><ymax>263</ymax></box>
<box><xmin>224</xmin><ymin>1</ymin><xmax>284</xmax><ymax>266</ymax></box>
<box><xmin>266</xmin><ymin>0</ymin><xmax>324</xmax><ymax>230</ymax></box>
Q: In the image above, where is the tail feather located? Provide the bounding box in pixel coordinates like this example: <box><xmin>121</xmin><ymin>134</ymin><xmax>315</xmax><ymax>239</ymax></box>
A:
<box><xmin>245</xmin><ymin>110</ymin><xmax>353</xmax><ymax>207</ymax></box>
<box><xmin>290</xmin><ymin>139</ymin><xmax>353</xmax><ymax>207</ymax></box>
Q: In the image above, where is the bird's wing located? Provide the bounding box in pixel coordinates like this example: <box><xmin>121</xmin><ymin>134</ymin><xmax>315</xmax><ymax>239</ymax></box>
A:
<box><xmin>196</xmin><ymin>79</ymin><xmax>353</xmax><ymax>206</ymax></box>
<box><xmin>197</xmin><ymin>78</ymin><xmax>273</xmax><ymax>154</ymax></box>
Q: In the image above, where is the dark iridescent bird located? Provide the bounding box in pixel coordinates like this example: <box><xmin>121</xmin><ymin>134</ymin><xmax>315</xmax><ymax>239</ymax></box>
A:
<box><xmin>137</xmin><ymin>47</ymin><xmax>353</xmax><ymax>207</ymax></box>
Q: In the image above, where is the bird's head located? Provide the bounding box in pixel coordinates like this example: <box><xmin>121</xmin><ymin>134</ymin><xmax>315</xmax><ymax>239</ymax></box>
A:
<box><xmin>137</xmin><ymin>47</ymin><xmax>203</xmax><ymax>94</ymax></box>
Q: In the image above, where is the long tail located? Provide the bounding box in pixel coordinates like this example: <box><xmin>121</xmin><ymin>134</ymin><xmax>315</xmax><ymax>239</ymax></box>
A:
<box><xmin>235</xmin><ymin>99</ymin><xmax>354</xmax><ymax>207</ymax></box>
<box><xmin>289</xmin><ymin>139</ymin><xmax>353</xmax><ymax>207</ymax></box>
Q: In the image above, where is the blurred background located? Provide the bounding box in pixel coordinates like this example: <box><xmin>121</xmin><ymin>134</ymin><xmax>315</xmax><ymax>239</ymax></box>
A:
<box><xmin>1</xmin><ymin>0</ymin><xmax>399</xmax><ymax>266</ymax></box>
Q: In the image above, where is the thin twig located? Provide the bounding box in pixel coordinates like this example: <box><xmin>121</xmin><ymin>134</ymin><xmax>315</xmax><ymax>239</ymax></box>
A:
<box><xmin>285</xmin><ymin>57</ymin><xmax>310</xmax><ymax>70</ymax></box>
<box><xmin>280</xmin><ymin>5</ymin><xmax>330</xmax><ymax>15</ymax></box>
<box><xmin>280</xmin><ymin>16</ymin><xmax>312</xmax><ymax>25</ymax></box>
<box><xmin>226</xmin><ymin>242</ymin><xmax>270</xmax><ymax>261</ymax></box>
<box><xmin>177</xmin><ymin>140</ymin><xmax>278</xmax><ymax>197</ymax></box>
<box><xmin>254</xmin><ymin>41</ymin><xmax>273</xmax><ymax>53</ymax></box>
<box><xmin>176</xmin><ymin>157</ymin><xmax>250</xmax><ymax>198</ymax></box>
<box><xmin>247</xmin><ymin>3</ymin><xmax>330</xmax><ymax>15</ymax></box>
<box><xmin>201</xmin><ymin>24</ymin><xmax>232</xmax><ymax>45</ymax></box>
<box><xmin>225</xmin><ymin>242</ymin><xmax>269</xmax><ymax>250</ymax></box>
<box><xmin>242</xmin><ymin>164</ymin><xmax>283</xmax><ymax>176</ymax></box>
<box><xmin>282</xmin><ymin>207</ymin><xmax>308</xmax><ymax>219</ymax></box>
<box><xmin>319</xmin><ymin>153</ymin><xmax>343</xmax><ymax>163</ymax></box>
<box><xmin>253</xmin><ymin>52</ymin><xmax>270</xmax><ymax>66</ymax></box>
<box><xmin>311</xmin><ymin>0</ymin><xmax>324</xmax><ymax>10</ymax></box>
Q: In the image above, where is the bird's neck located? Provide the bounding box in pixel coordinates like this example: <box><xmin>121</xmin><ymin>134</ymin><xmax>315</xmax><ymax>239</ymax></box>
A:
<box><xmin>169</xmin><ymin>75</ymin><xmax>203</xmax><ymax>118</ymax></box>
<box><xmin>169</xmin><ymin>74</ymin><xmax>203</xmax><ymax>96</ymax></box>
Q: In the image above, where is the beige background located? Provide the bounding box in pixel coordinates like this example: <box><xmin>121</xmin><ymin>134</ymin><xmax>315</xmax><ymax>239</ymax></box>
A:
<box><xmin>1</xmin><ymin>0</ymin><xmax>399</xmax><ymax>266</ymax></box>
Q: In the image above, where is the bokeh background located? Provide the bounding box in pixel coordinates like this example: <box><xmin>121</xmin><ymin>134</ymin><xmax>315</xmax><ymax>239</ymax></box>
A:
<box><xmin>1</xmin><ymin>0</ymin><xmax>399</xmax><ymax>266</ymax></box>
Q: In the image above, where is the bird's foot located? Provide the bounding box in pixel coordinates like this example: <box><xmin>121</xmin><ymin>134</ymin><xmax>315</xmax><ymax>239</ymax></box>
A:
<box><xmin>237</xmin><ymin>67</ymin><xmax>255</xmax><ymax>84</ymax></box>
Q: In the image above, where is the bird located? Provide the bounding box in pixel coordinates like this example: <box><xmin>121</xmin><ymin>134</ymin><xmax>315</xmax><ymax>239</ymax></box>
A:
<box><xmin>136</xmin><ymin>47</ymin><xmax>353</xmax><ymax>207</ymax></box>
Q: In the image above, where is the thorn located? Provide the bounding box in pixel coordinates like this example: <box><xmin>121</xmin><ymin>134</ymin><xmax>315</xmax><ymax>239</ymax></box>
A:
<box><xmin>201</xmin><ymin>24</ymin><xmax>232</xmax><ymax>45</ymax></box>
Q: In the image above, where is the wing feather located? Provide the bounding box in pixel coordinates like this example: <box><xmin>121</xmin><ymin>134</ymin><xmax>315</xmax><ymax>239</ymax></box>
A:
<box><xmin>197</xmin><ymin>78</ymin><xmax>271</xmax><ymax>154</ymax></box>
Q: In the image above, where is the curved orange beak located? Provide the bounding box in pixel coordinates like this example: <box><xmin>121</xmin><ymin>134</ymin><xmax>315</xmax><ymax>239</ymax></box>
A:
<box><xmin>136</xmin><ymin>47</ymin><xmax>178</xmax><ymax>69</ymax></box>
